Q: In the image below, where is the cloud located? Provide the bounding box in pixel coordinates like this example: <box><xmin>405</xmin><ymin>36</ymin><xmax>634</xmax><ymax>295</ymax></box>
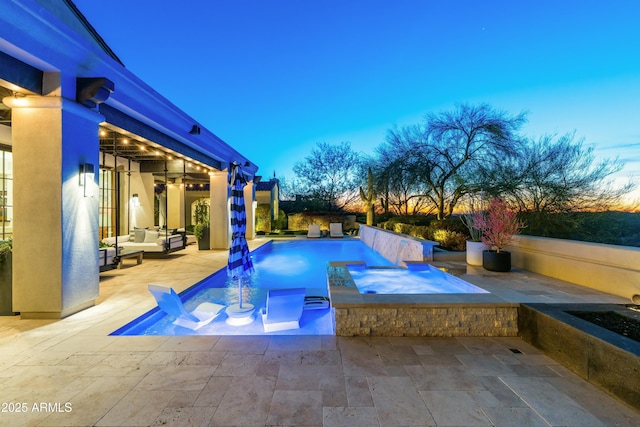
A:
<box><xmin>598</xmin><ymin>141</ymin><xmax>640</xmax><ymax>151</ymax></box>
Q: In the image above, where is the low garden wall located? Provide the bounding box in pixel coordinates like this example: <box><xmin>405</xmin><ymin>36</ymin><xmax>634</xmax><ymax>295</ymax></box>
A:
<box><xmin>287</xmin><ymin>213</ymin><xmax>357</xmax><ymax>232</ymax></box>
<box><xmin>506</xmin><ymin>235</ymin><xmax>640</xmax><ymax>303</ymax></box>
<box><xmin>519</xmin><ymin>303</ymin><xmax>640</xmax><ymax>410</ymax></box>
<box><xmin>359</xmin><ymin>225</ymin><xmax>438</xmax><ymax>265</ymax></box>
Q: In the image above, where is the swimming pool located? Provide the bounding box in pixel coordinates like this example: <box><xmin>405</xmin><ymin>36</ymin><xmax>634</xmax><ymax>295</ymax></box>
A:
<box><xmin>112</xmin><ymin>239</ymin><xmax>393</xmax><ymax>336</ymax></box>
<box><xmin>347</xmin><ymin>263</ymin><xmax>489</xmax><ymax>294</ymax></box>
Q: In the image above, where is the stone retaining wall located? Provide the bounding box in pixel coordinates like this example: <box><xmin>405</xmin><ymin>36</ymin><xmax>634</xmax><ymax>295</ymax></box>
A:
<box><xmin>334</xmin><ymin>305</ymin><xmax>518</xmax><ymax>337</ymax></box>
<box><xmin>519</xmin><ymin>303</ymin><xmax>640</xmax><ymax>410</ymax></box>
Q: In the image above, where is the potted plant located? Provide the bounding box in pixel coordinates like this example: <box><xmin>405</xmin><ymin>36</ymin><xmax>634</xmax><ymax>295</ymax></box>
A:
<box><xmin>193</xmin><ymin>199</ymin><xmax>210</xmax><ymax>250</ymax></box>
<box><xmin>472</xmin><ymin>198</ymin><xmax>524</xmax><ymax>272</ymax></box>
<box><xmin>460</xmin><ymin>194</ymin><xmax>487</xmax><ymax>266</ymax></box>
<box><xmin>0</xmin><ymin>239</ymin><xmax>13</xmax><ymax>315</ymax></box>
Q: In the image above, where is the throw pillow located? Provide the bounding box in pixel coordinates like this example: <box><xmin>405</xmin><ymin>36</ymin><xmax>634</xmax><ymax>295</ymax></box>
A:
<box><xmin>134</xmin><ymin>227</ymin><xmax>147</xmax><ymax>243</ymax></box>
<box><xmin>144</xmin><ymin>230</ymin><xmax>160</xmax><ymax>243</ymax></box>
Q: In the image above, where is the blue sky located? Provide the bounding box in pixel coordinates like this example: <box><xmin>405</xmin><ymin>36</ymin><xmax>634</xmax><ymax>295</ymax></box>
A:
<box><xmin>75</xmin><ymin>0</ymin><xmax>640</xmax><ymax>203</ymax></box>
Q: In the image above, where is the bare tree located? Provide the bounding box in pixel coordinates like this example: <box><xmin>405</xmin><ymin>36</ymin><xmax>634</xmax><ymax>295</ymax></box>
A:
<box><xmin>373</xmin><ymin>139</ymin><xmax>431</xmax><ymax>215</ymax></box>
<box><xmin>480</xmin><ymin>132</ymin><xmax>636</xmax><ymax>235</ymax></box>
<box><xmin>384</xmin><ymin>103</ymin><xmax>526</xmax><ymax>219</ymax></box>
<box><xmin>292</xmin><ymin>141</ymin><xmax>362</xmax><ymax>211</ymax></box>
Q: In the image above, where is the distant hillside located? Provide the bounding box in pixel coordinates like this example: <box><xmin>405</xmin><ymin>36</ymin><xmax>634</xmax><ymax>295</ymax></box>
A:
<box><xmin>520</xmin><ymin>211</ymin><xmax>640</xmax><ymax>247</ymax></box>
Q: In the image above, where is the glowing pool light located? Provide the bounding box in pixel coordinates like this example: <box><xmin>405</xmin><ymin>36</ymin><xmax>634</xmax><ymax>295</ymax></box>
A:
<box><xmin>347</xmin><ymin>264</ymin><xmax>489</xmax><ymax>294</ymax></box>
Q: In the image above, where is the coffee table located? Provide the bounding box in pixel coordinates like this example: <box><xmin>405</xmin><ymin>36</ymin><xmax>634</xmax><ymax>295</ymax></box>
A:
<box><xmin>117</xmin><ymin>250</ymin><xmax>144</xmax><ymax>268</ymax></box>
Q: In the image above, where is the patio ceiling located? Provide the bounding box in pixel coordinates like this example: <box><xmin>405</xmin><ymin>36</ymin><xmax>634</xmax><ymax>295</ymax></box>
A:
<box><xmin>1</xmin><ymin>82</ymin><xmax>225</xmax><ymax>185</ymax></box>
<box><xmin>99</xmin><ymin>125</ymin><xmax>214</xmax><ymax>183</ymax></box>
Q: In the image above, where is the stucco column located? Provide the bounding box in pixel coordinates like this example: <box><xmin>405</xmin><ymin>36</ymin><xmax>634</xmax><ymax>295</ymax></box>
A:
<box><xmin>6</xmin><ymin>95</ymin><xmax>102</xmax><ymax>318</ymax></box>
<box><xmin>167</xmin><ymin>183</ymin><xmax>184</xmax><ymax>229</ymax></box>
<box><xmin>210</xmin><ymin>170</ymin><xmax>230</xmax><ymax>249</ymax></box>
<box><xmin>244</xmin><ymin>180</ymin><xmax>255</xmax><ymax>240</ymax></box>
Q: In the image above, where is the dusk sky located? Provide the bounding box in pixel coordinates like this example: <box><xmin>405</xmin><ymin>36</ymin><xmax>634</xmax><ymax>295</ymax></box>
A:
<box><xmin>74</xmin><ymin>0</ymin><xmax>640</xmax><ymax>204</ymax></box>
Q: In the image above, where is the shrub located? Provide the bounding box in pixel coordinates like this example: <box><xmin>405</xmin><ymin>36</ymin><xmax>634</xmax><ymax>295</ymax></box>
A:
<box><xmin>473</xmin><ymin>198</ymin><xmax>525</xmax><ymax>252</ymax></box>
<box><xmin>255</xmin><ymin>204</ymin><xmax>272</xmax><ymax>232</ymax></box>
<box><xmin>429</xmin><ymin>217</ymin><xmax>469</xmax><ymax>234</ymax></box>
<box><xmin>0</xmin><ymin>239</ymin><xmax>11</xmax><ymax>262</ymax></box>
<box><xmin>376</xmin><ymin>221</ymin><xmax>468</xmax><ymax>251</ymax></box>
<box><xmin>432</xmin><ymin>230</ymin><xmax>467</xmax><ymax>251</ymax></box>
<box><xmin>272</xmin><ymin>209</ymin><xmax>287</xmax><ymax>231</ymax></box>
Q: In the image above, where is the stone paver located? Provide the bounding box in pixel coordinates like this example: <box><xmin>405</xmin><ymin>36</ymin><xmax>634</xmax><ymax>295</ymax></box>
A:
<box><xmin>0</xmin><ymin>241</ymin><xmax>638</xmax><ymax>426</ymax></box>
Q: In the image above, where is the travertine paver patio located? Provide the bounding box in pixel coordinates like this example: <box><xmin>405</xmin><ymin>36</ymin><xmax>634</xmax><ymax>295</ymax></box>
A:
<box><xmin>0</xmin><ymin>240</ymin><xmax>638</xmax><ymax>426</ymax></box>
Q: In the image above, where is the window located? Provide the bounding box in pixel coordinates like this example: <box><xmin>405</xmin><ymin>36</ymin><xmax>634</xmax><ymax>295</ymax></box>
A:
<box><xmin>0</xmin><ymin>148</ymin><xmax>12</xmax><ymax>241</ymax></box>
<box><xmin>99</xmin><ymin>168</ymin><xmax>115</xmax><ymax>239</ymax></box>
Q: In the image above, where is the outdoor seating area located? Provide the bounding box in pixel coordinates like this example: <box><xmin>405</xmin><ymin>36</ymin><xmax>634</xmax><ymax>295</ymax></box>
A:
<box><xmin>330</xmin><ymin>222</ymin><xmax>344</xmax><ymax>237</ymax></box>
<box><xmin>98</xmin><ymin>247</ymin><xmax>117</xmax><ymax>272</ymax></box>
<box><xmin>101</xmin><ymin>231</ymin><xmax>186</xmax><ymax>255</ymax></box>
<box><xmin>304</xmin><ymin>222</ymin><xmax>346</xmax><ymax>238</ymax></box>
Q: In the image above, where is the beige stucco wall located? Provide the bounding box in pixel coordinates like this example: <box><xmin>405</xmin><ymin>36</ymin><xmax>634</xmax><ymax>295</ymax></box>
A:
<box><xmin>507</xmin><ymin>235</ymin><xmax>640</xmax><ymax>302</ymax></box>
<box><xmin>255</xmin><ymin>190</ymin><xmax>271</xmax><ymax>205</ymax></box>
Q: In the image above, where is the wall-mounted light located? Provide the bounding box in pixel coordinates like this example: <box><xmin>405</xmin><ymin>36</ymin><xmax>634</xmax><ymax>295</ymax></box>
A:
<box><xmin>131</xmin><ymin>193</ymin><xmax>140</xmax><ymax>207</ymax></box>
<box><xmin>79</xmin><ymin>163</ymin><xmax>95</xmax><ymax>197</ymax></box>
<box><xmin>189</xmin><ymin>125</ymin><xmax>201</xmax><ymax>135</ymax></box>
<box><xmin>76</xmin><ymin>77</ymin><xmax>115</xmax><ymax>108</ymax></box>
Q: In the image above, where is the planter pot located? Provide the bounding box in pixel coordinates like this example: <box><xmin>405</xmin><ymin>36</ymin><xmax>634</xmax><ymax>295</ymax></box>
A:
<box><xmin>197</xmin><ymin>227</ymin><xmax>210</xmax><ymax>250</ymax></box>
<box><xmin>0</xmin><ymin>252</ymin><xmax>13</xmax><ymax>315</ymax></box>
<box><xmin>482</xmin><ymin>250</ymin><xmax>511</xmax><ymax>272</ymax></box>
<box><xmin>465</xmin><ymin>241</ymin><xmax>488</xmax><ymax>266</ymax></box>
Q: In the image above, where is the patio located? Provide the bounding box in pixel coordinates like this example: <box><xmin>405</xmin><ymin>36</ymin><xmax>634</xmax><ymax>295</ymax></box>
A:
<box><xmin>0</xmin><ymin>240</ymin><xmax>638</xmax><ymax>426</ymax></box>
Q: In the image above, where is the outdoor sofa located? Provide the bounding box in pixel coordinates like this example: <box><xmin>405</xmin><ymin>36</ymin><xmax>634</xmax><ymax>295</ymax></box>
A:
<box><xmin>102</xmin><ymin>228</ymin><xmax>186</xmax><ymax>255</ymax></box>
<box><xmin>98</xmin><ymin>247</ymin><xmax>117</xmax><ymax>272</ymax></box>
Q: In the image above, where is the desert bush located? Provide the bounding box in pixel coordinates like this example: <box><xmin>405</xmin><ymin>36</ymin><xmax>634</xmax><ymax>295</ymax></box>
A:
<box><xmin>432</xmin><ymin>230</ymin><xmax>467</xmax><ymax>251</ymax></box>
<box><xmin>376</xmin><ymin>220</ymin><xmax>468</xmax><ymax>251</ymax></box>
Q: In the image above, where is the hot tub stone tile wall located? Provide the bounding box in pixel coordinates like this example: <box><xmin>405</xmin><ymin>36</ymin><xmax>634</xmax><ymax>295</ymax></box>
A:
<box><xmin>334</xmin><ymin>305</ymin><xmax>519</xmax><ymax>337</ymax></box>
<box><xmin>328</xmin><ymin>261</ymin><xmax>518</xmax><ymax>337</ymax></box>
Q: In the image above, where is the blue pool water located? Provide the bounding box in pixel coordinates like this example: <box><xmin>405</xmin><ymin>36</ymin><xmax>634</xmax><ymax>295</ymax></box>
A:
<box><xmin>348</xmin><ymin>264</ymin><xmax>489</xmax><ymax>294</ymax></box>
<box><xmin>112</xmin><ymin>239</ymin><xmax>393</xmax><ymax>336</ymax></box>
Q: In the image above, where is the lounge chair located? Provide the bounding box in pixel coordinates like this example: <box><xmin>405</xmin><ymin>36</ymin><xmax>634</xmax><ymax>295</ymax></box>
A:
<box><xmin>261</xmin><ymin>288</ymin><xmax>306</xmax><ymax>332</ymax></box>
<box><xmin>304</xmin><ymin>296</ymin><xmax>330</xmax><ymax>310</ymax></box>
<box><xmin>307</xmin><ymin>224</ymin><xmax>321</xmax><ymax>238</ymax></box>
<box><xmin>329</xmin><ymin>222</ymin><xmax>344</xmax><ymax>238</ymax></box>
<box><xmin>148</xmin><ymin>284</ymin><xmax>225</xmax><ymax>330</ymax></box>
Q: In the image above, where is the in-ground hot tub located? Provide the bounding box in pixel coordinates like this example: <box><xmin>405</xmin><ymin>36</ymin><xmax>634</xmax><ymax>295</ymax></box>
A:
<box><xmin>328</xmin><ymin>262</ymin><xmax>518</xmax><ymax>337</ymax></box>
<box><xmin>347</xmin><ymin>263</ymin><xmax>489</xmax><ymax>295</ymax></box>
